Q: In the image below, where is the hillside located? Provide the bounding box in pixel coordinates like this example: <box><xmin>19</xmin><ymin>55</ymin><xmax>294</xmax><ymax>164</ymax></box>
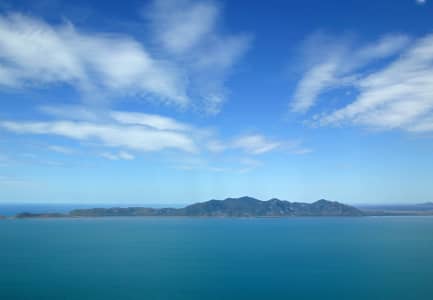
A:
<box><xmin>65</xmin><ymin>197</ymin><xmax>363</xmax><ymax>217</ymax></box>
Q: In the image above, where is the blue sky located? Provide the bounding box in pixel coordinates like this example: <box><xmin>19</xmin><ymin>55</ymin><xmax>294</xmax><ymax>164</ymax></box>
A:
<box><xmin>1</xmin><ymin>0</ymin><xmax>433</xmax><ymax>205</ymax></box>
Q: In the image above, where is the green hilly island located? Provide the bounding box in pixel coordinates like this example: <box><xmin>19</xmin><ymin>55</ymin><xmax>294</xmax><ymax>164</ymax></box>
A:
<box><xmin>13</xmin><ymin>197</ymin><xmax>363</xmax><ymax>218</ymax></box>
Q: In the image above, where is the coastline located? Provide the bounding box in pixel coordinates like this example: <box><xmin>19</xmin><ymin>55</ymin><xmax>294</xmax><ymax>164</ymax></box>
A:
<box><xmin>2</xmin><ymin>197</ymin><xmax>433</xmax><ymax>219</ymax></box>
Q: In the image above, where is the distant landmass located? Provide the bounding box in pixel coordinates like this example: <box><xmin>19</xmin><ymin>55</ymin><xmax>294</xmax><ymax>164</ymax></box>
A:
<box><xmin>14</xmin><ymin>212</ymin><xmax>68</xmax><ymax>218</ymax></box>
<box><xmin>359</xmin><ymin>202</ymin><xmax>433</xmax><ymax>216</ymax></box>
<box><xmin>12</xmin><ymin>197</ymin><xmax>363</xmax><ymax>218</ymax></box>
<box><xmin>418</xmin><ymin>202</ymin><xmax>433</xmax><ymax>208</ymax></box>
<box><xmin>5</xmin><ymin>197</ymin><xmax>433</xmax><ymax>219</ymax></box>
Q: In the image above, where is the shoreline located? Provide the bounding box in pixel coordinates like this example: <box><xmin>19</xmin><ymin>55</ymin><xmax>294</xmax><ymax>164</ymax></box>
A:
<box><xmin>2</xmin><ymin>213</ymin><xmax>433</xmax><ymax>220</ymax></box>
<box><xmin>2</xmin><ymin>197</ymin><xmax>433</xmax><ymax>219</ymax></box>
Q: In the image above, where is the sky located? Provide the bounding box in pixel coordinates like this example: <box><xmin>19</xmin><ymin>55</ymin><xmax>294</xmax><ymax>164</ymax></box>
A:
<box><xmin>1</xmin><ymin>0</ymin><xmax>433</xmax><ymax>205</ymax></box>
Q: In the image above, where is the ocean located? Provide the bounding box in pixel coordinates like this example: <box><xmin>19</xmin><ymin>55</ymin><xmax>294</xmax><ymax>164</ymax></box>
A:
<box><xmin>1</xmin><ymin>217</ymin><xmax>433</xmax><ymax>300</ymax></box>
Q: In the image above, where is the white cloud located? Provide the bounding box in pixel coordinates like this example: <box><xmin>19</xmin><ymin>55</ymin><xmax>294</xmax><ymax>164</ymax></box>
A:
<box><xmin>0</xmin><ymin>119</ymin><xmax>197</xmax><ymax>153</ymax></box>
<box><xmin>40</xmin><ymin>105</ymin><xmax>194</xmax><ymax>132</ymax></box>
<box><xmin>1</xmin><ymin>108</ymin><xmax>305</xmax><ymax>160</ymax></box>
<box><xmin>111</xmin><ymin>111</ymin><xmax>190</xmax><ymax>131</ymax></box>
<box><xmin>0</xmin><ymin>13</ymin><xmax>187</xmax><ymax>105</ymax></box>
<box><xmin>290</xmin><ymin>32</ymin><xmax>433</xmax><ymax>133</ymax></box>
<box><xmin>416</xmin><ymin>0</ymin><xmax>426</xmax><ymax>5</ymax></box>
<box><xmin>0</xmin><ymin>3</ymin><xmax>250</xmax><ymax>114</ymax></box>
<box><xmin>290</xmin><ymin>33</ymin><xmax>410</xmax><ymax>113</ymax></box>
<box><xmin>206</xmin><ymin>139</ymin><xmax>227</xmax><ymax>152</ymax></box>
<box><xmin>291</xmin><ymin>60</ymin><xmax>340</xmax><ymax>113</ymax></box>
<box><xmin>208</xmin><ymin>134</ymin><xmax>281</xmax><ymax>155</ymax></box>
<box><xmin>316</xmin><ymin>34</ymin><xmax>433</xmax><ymax>132</ymax></box>
<box><xmin>290</xmin><ymin>148</ymin><xmax>313</xmax><ymax>155</ymax></box>
<box><xmin>100</xmin><ymin>151</ymin><xmax>135</xmax><ymax>161</ymax></box>
<box><xmin>47</xmin><ymin>145</ymin><xmax>75</xmax><ymax>155</ymax></box>
<box><xmin>146</xmin><ymin>0</ymin><xmax>219</xmax><ymax>54</ymax></box>
<box><xmin>232</xmin><ymin>134</ymin><xmax>280</xmax><ymax>154</ymax></box>
<box><xmin>145</xmin><ymin>0</ymin><xmax>251</xmax><ymax>114</ymax></box>
<box><xmin>207</xmin><ymin>134</ymin><xmax>311</xmax><ymax>155</ymax></box>
<box><xmin>118</xmin><ymin>151</ymin><xmax>135</xmax><ymax>160</ymax></box>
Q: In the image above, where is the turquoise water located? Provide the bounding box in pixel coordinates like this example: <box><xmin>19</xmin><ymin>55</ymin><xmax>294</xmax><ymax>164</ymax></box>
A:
<box><xmin>1</xmin><ymin>217</ymin><xmax>433</xmax><ymax>300</ymax></box>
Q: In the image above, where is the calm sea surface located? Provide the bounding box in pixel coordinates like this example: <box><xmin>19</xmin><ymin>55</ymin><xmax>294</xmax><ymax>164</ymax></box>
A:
<box><xmin>1</xmin><ymin>217</ymin><xmax>433</xmax><ymax>300</ymax></box>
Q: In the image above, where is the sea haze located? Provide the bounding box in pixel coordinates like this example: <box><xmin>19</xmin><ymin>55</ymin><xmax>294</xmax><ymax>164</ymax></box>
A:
<box><xmin>1</xmin><ymin>217</ymin><xmax>433</xmax><ymax>300</ymax></box>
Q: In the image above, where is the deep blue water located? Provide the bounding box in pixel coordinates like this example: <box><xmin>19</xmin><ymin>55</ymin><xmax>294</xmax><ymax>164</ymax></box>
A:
<box><xmin>1</xmin><ymin>217</ymin><xmax>433</xmax><ymax>300</ymax></box>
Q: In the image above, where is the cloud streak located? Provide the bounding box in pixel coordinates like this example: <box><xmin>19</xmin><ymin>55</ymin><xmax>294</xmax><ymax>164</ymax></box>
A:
<box><xmin>291</xmin><ymin>32</ymin><xmax>433</xmax><ymax>133</ymax></box>
<box><xmin>207</xmin><ymin>134</ymin><xmax>310</xmax><ymax>155</ymax></box>
<box><xmin>146</xmin><ymin>0</ymin><xmax>219</xmax><ymax>54</ymax></box>
<box><xmin>47</xmin><ymin>145</ymin><xmax>75</xmax><ymax>155</ymax></box>
<box><xmin>0</xmin><ymin>108</ymin><xmax>306</xmax><ymax>159</ymax></box>
<box><xmin>0</xmin><ymin>1</ymin><xmax>250</xmax><ymax>113</ymax></box>
<box><xmin>232</xmin><ymin>134</ymin><xmax>280</xmax><ymax>154</ymax></box>
<box><xmin>110</xmin><ymin>111</ymin><xmax>191</xmax><ymax>131</ymax></box>
<box><xmin>100</xmin><ymin>151</ymin><xmax>135</xmax><ymax>161</ymax></box>
<box><xmin>145</xmin><ymin>0</ymin><xmax>251</xmax><ymax>114</ymax></box>
<box><xmin>0</xmin><ymin>119</ymin><xmax>197</xmax><ymax>153</ymax></box>
<box><xmin>0</xmin><ymin>13</ymin><xmax>187</xmax><ymax>105</ymax></box>
<box><xmin>290</xmin><ymin>32</ymin><xmax>410</xmax><ymax>113</ymax></box>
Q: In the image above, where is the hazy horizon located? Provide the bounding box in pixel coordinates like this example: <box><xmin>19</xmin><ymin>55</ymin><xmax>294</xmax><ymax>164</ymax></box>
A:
<box><xmin>0</xmin><ymin>196</ymin><xmax>431</xmax><ymax>207</ymax></box>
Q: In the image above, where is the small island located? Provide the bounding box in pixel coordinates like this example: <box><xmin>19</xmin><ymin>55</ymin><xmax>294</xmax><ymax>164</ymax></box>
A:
<box><xmin>11</xmin><ymin>197</ymin><xmax>363</xmax><ymax>218</ymax></box>
<box><xmin>4</xmin><ymin>197</ymin><xmax>433</xmax><ymax>219</ymax></box>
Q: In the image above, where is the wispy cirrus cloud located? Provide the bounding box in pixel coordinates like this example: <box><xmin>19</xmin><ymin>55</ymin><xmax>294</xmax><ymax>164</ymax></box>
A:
<box><xmin>291</xmin><ymin>31</ymin><xmax>433</xmax><ymax>133</ymax></box>
<box><xmin>110</xmin><ymin>111</ymin><xmax>191</xmax><ymax>131</ymax></box>
<box><xmin>146</xmin><ymin>0</ymin><xmax>219</xmax><ymax>55</ymax></box>
<box><xmin>47</xmin><ymin>145</ymin><xmax>75</xmax><ymax>155</ymax></box>
<box><xmin>232</xmin><ymin>134</ymin><xmax>281</xmax><ymax>154</ymax></box>
<box><xmin>0</xmin><ymin>108</ymin><xmax>308</xmax><ymax>160</ymax></box>
<box><xmin>0</xmin><ymin>0</ymin><xmax>251</xmax><ymax>114</ymax></box>
<box><xmin>100</xmin><ymin>151</ymin><xmax>135</xmax><ymax>161</ymax></box>
<box><xmin>206</xmin><ymin>134</ymin><xmax>280</xmax><ymax>155</ymax></box>
<box><xmin>0</xmin><ymin>119</ymin><xmax>198</xmax><ymax>153</ymax></box>
<box><xmin>0</xmin><ymin>13</ymin><xmax>187</xmax><ymax>105</ymax></box>
<box><xmin>319</xmin><ymin>34</ymin><xmax>433</xmax><ymax>132</ymax></box>
<box><xmin>290</xmin><ymin>32</ymin><xmax>410</xmax><ymax>113</ymax></box>
<box><xmin>144</xmin><ymin>0</ymin><xmax>251</xmax><ymax>114</ymax></box>
<box><xmin>207</xmin><ymin>134</ymin><xmax>310</xmax><ymax>155</ymax></box>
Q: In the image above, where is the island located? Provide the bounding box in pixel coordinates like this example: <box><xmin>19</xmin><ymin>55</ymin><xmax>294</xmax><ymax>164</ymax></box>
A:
<box><xmin>11</xmin><ymin>197</ymin><xmax>364</xmax><ymax>218</ymax></box>
<box><xmin>14</xmin><ymin>212</ymin><xmax>69</xmax><ymax>219</ymax></box>
<box><xmin>6</xmin><ymin>197</ymin><xmax>433</xmax><ymax>219</ymax></box>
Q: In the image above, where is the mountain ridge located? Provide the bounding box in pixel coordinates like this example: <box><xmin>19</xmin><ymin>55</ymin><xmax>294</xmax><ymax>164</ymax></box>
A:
<box><xmin>12</xmin><ymin>197</ymin><xmax>364</xmax><ymax>218</ymax></box>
